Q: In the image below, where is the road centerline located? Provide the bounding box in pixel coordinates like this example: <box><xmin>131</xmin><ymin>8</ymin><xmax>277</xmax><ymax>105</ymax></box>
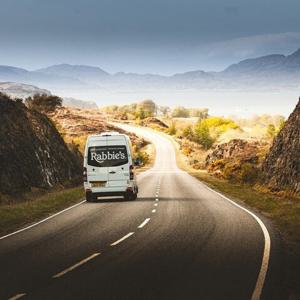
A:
<box><xmin>138</xmin><ymin>218</ymin><xmax>151</xmax><ymax>228</ymax></box>
<box><xmin>110</xmin><ymin>232</ymin><xmax>135</xmax><ymax>246</ymax></box>
<box><xmin>8</xmin><ymin>293</ymin><xmax>26</xmax><ymax>300</ymax></box>
<box><xmin>52</xmin><ymin>253</ymin><xmax>100</xmax><ymax>279</ymax></box>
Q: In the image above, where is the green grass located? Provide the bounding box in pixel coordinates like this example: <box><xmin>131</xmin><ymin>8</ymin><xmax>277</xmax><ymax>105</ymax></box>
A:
<box><xmin>0</xmin><ymin>186</ymin><xmax>84</xmax><ymax>236</ymax></box>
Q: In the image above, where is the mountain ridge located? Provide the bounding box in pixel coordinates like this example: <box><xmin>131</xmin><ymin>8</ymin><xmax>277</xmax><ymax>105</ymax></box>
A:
<box><xmin>0</xmin><ymin>48</ymin><xmax>299</xmax><ymax>95</ymax></box>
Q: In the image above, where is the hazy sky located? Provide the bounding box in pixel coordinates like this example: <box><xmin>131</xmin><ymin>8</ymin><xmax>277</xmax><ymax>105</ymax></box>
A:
<box><xmin>1</xmin><ymin>0</ymin><xmax>300</xmax><ymax>74</ymax></box>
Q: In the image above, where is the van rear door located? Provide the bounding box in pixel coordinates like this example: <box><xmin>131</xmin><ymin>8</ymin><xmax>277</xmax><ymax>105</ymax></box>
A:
<box><xmin>87</xmin><ymin>138</ymin><xmax>109</xmax><ymax>184</ymax></box>
<box><xmin>106</xmin><ymin>136</ymin><xmax>130</xmax><ymax>186</ymax></box>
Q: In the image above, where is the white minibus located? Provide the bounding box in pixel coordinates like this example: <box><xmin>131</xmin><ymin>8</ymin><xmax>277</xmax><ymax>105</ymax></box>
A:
<box><xmin>83</xmin><ymin>132</ymin><xmax>138</xmax><ymax>201</ymax></box>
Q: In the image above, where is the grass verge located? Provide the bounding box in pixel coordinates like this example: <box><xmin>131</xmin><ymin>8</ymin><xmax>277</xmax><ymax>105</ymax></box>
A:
<box><xmin>0</xmin><ymin>186</ymin><xmax>84</xmax><ymax>237</ymax></box>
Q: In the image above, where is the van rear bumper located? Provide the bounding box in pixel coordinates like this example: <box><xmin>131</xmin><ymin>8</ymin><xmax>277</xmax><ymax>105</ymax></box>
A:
<box><xmin>88</xmin><ymin>191</ymin><xmax>127</xmax><ymax>197</ymax></box>
<box><xmin>85</xmin><ymin>186</ymin><xmax>136</xmax><ymax>200</ymax></box>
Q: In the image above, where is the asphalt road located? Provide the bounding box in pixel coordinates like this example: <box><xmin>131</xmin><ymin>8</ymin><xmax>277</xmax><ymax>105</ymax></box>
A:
<box><xmin>0</xmin><ymin>125</ymin><xmax>284</xmax><ymax>300</ymax></box>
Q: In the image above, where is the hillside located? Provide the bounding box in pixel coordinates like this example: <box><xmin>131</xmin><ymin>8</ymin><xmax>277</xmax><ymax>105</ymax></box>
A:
<box><xmin>263</xmin><ymin>99</ymin><xmax>300</xmax><ymax>194</ymax></box>
<box><xmin>50</xmin><ymin>106</ymin><xmax>147</xmax><ymax>153</ymax></box>
<box><xmin>0</xmin><ymin>82</ymin><xmax>51</xmax><ymax>98</ymax></box>
<box><xmin>0</xmin><ymin>93</ymin><xmax>82</xmax><ymax>196</ymax></box>
<box><xmin>63</xmin><ymin>97</ymin><xmax>98</xmax><ymax>109</ymax></box>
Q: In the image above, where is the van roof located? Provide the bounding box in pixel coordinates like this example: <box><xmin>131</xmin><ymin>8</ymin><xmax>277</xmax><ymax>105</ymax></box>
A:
<box><xmin>99</xmin><ymin>131</ymin><xmax>120</xmax><ymax>136</ymax></box>
<box><xmin>87</xmin><ymin>132</ymin><xmax>129</xmax><ymax>140</ymax></box>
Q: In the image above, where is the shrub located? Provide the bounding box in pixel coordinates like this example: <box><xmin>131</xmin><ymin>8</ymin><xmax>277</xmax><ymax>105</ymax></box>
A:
<box><xmin>201</xmin><ymin>117</ymin><xmax>239</xmax><ymax>138</ymax></box>
<box><xmin>194</xmin><ymin>122</ymin><xmax>215</xmax><ymax>149</ymax></box>
<box><xmin>25</xmin><ymin>94</ymin><xmax>62</xmax><ymax>113</ymax></box>
<box><xmin>223</xmin><ymin>161</ymin><xmax>260</xmax><ymax>183</ymax></box>
<box><xmin>172</xmin><ymin>106</ymin><xmax>190</xmax><ymax>118</ymax></box>
<box><xmin>182</xmin><ymin>125</ymin><xmax>194</xmax><ymax>140</ymax></box>
<box><xmin>240</xmin><ymin>163</ymin><xmax>260</xmax><ymax>183</ymax></box>
<box><xmin>134</xmin><ymin>150</ymin><xmax>149</xmax><ymax>166</ymax></box>
<box><xmin>167</xmin><ymin>122</ymin><xmax>177</xmax><ymax>135</ymax></box>
<box><xmin>266</xmin><ymin>124</ymin><xmax>276</xmax><ymax>139</ymax></box>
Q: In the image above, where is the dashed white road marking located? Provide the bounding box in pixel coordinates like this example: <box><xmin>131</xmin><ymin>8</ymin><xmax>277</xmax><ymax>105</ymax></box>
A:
<box><xmin>52</xmin><ymin>253</ymin><xmax>100</xmax><ymax>278</ymax></box>
<box><xmin>8</xmin><ymin>293</ymin><xmax>26</xmax><ymax>300</ymax></box>
<box><xmin>138</xmin><ymin>218</ymin><xmax>151</xmax><ymax>229</ymax></box>
<box><xmin>0</xmin><ymin>200</ymin><xmax>86</xmax><ymax>240</ymax></box>
<box><xmin>154</xmin><ymin>203</ymin><xmax>158</xmax><ymax>207</ymax></box>
<box><xmin>155</xmin><ymin>198</ymin><xmax>159</xmax><ymax>201</ymax></box>
<box><xmin>110</xmin><ymin>232</ymin><xmax>135</xmax><ymax>246</ymax></box>
<box><xmin>152</xmin><ymin>209</ymin><xmax>156</xmax><ymax>213</ymax></box>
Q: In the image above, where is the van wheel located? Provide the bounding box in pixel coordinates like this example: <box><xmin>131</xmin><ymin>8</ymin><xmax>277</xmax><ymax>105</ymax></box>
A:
<box><xmin>124</xmin><ymin>191</ymin><xmax>136</xmax><ymax>201</ymax></box>
<box><xmin>86</xmin><ymin>192</ymin><xmax>95</xmax><ymax>202</ymax></box>
<box><xmin>124</xmin><ymin>192</ymin><xmax>131</xmax><ymax>201</ymax></box>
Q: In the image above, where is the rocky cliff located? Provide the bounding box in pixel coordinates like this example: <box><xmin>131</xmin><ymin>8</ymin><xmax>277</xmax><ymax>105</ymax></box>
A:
<box><xmin>262</xmin><ymin>100</ymin><xmax>300</xmax><ymax>194</ymax></box>
<box><xmin>205</xmin><ymin>139</ymin><xmax>268</xmax><ymax>182</ymax></box>
<box><xmin>0</xmin><ymin>93</ymin><xmax>82</xmax><ymax>195</ymax></box>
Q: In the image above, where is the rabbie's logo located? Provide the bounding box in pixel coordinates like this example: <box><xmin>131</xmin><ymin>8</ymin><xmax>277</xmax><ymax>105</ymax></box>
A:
<box><xmin>91</xmin><ymin>151</ymin><xmax>126</xmax><ymax>164</ymax></box>
<box><xmin>88</xmin><ymin>146</ymin><xmax>128</xmax><ymax>167</ymax></box>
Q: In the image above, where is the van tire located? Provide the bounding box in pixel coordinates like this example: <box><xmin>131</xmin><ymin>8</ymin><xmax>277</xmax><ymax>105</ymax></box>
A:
<box><xmin>124</xmin><ymin>192</ymin><xmax>131</xmax><ymax>201</ymax></box>
<box><xmin>86</xmin><ymin>192</ymin><xmax>95</xmax><ymax>202</ymax></box>
<box><xmin>124</xmin><ymin>191</ymin><xmax>137</xmax><ymax>201</ymax></box>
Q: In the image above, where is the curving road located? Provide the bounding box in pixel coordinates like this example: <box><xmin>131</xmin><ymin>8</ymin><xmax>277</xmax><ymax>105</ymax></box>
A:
<box><xmin>0</xmin><ymin>125</ymin><xmax>284</xmax><ymax>300</ymax></box>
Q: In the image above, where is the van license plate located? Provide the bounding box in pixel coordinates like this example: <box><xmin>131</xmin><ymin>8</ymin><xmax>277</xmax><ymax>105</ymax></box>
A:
<box><xmin>91</xmin><ymin>182</ymin><xmax>106</xmax><ymax>187</ymax></box>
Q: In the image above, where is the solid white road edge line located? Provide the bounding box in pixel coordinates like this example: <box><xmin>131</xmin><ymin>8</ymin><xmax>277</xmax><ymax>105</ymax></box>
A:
<box><xmin>0</xmin><ymin>200</ymin><xmax>86</xmax><ymax>240</ymax></box>
<box><xmin>110</xmin><ymin>232</ymin><xmax>135</xmax><ymax>246</ymax></box>
<box><xmin>204</xmin><ymin>185</ymin><xmax>271</xmax><ymax>300</ymax></box>
<box><xmin>8</xmin><ymin>293</ymin><xmax>26</xmax><ymax>300</ymax></box>
<box><xmin>53</xmin><ymin>253</ymin><xmax>100</xmax><ymax>278</ymax></box>
<box><xmin>138</xmin><ymin>218</ymin><xmax>151</xmax><ymax>228</ymax></box>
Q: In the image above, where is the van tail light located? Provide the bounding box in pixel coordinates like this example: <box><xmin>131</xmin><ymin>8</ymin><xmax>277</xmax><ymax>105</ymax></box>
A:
<box><xmin>83</xmin><ymin>167</ymin><xmax>87</xmax><ymax>182</ymax></box>
<box><xmin>130</xmin><ymin>165</ymin><xmax>134</xmax><ymax>180</ymax></box>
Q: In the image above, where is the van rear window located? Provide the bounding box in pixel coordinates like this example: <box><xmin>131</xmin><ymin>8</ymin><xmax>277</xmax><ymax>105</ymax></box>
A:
<box><xmin>88</xmin><ymin>145</ymin><xmax>128</xmax><ymax>167</ymax></box>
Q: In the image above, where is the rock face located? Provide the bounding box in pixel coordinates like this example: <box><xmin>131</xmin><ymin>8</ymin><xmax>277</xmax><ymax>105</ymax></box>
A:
<box><xmin>0</xmin><ymin>93</ymin><xmax>82</xmax><ymax>195</ymax></box>
<box><xmin>205</xmin><ymin>139</ymin><xmax>268</xmax><ymax>183</ymax></box>
<box><xmin>262</xmin><ymin>100</ymin><xmax>300</xmax><ymax>193</ymax></box>
<box><xmin>206</xmin><ymin>139</ymin><xmax>263</xmax><ymax>166</ymax></box>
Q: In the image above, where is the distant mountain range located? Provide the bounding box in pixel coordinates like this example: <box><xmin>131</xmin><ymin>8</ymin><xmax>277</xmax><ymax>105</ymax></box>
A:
<box><xmin>0</xmin><ymin>48</ymin><xmax>299</xmax><ymax>93</ymax></box>
<box><xmin>0</xmin><ymin>48</ymin><xmax>299</xmax><ymax>114</ymax></box>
